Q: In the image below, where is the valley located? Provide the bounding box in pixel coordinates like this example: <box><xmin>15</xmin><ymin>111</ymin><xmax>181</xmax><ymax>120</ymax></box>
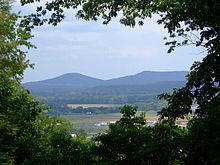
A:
<box><xmin>23</xmin><ymin>71</ymin><xmax>188</xmax><ymax>135</ymax></box>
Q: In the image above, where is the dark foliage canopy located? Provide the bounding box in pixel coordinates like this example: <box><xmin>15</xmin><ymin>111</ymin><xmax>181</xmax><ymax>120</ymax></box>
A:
<box><xmin>1</xmin><ymin>0</ymin><xmax>219</xmax><ymax>164</ymax></box>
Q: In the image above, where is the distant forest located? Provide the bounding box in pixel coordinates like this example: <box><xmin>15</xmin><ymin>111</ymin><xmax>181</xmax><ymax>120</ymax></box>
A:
<box><xmin>24</xmin><ymin>73</ymin><xmax>186</xmax><ymax>115</ymax></box>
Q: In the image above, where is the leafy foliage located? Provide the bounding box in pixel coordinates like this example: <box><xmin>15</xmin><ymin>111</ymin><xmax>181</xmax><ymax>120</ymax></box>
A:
<box><xmin>2</xmin><ymin>0</ymin><xmax>220</xmax><ymax>164</ymax></box>
<box><xmin>159</xmin><ymin>52</ymin><xmax>220</xmax><ymax>122</ymax></box>
<box><xmin>0</xmin><ymin>2</ymin><xmax>92</xmax><ymax>164</ymax></box>
<box><xmin>0</xmin><ymin>2</ymin><xmax>37</xmax><ymax>163</ymax></box>
<box><xmin>20</xmin><ymin>0</ymin><xmax>220</xmax><ymax>52</ymax></box>
<box><xmin>92</xmin><ymin>105</ymin><xmax>185</xmax><ymax>165</ymax></box>
<box><xmin>0</xmin><ymin>0</ymin><xmax>34</xmax><ymax>81</ymax></box>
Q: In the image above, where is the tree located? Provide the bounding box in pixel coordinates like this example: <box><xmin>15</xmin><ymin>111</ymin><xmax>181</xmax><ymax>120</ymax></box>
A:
<box><xmin>0</xmin><ymin>2</ymin><xmax>92</xmax><ymax>164</ymax></box>
<box><xmin>16</xmin><ymin>0</ymin><xmax>220</xmax><ymax>164</ymax></box>
<box><xmin>0</xmin><ymin>0</ymin><xmax>34</xmax><ymax>81</ymax></box>
<box><xmin>20</xmin><ymin>0</ymin><xmax>219</xmax><ymax>49</ymax></box>
<box><xmin>0</xmin><ymin>1</ymin><xmax>36</xmax><ymax>163</ymax></box>
<box><xmin>92</xmin><ymin>105</ymin><xmax>185</xmax><ymax>165</ymax></box>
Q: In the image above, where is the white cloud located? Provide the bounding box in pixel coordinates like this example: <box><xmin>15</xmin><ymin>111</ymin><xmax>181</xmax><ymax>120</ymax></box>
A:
<box><xmin>56</xmin><ymin>19</ymin><xmax>92</xmax><ymax>28</ymax></box>
<box><xmin>120</xmin><ymin>48</ymin><xmax>157</xmax><ymax>59</ymax></box>
<box><xmin>33</xmin><ymin>29</ymin><xmax>101</xmax><ymax>43</ymax></box>
<box><xmin>91</xmin><ymin>47</ymin><xmax>157</xmax><ymax>59</ymax></box>
<box><xmin>45</xmin><ymin>45</ymin><xmax>84</xmax><ymax>51</ymax></box>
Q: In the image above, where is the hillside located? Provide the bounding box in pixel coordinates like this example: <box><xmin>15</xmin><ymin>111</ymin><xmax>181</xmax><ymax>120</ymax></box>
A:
<box><xmin>81</xmin><ymin>81</ymin><xmax>186</xmax><ymax>96</ymax></box>
<box><xmin>105</xmin><ymin>71</ymin><xmax>188</xmax><ymax>85</ymax></box>
<box><xmin>24</xmin><ymin>71</ymin><xmax>188</xmax><ymax>96</ymax></box>
<box><xmin>24</xmin><ymin>73</ymin><xmax>104</xmax><ymax>94</ymax></box>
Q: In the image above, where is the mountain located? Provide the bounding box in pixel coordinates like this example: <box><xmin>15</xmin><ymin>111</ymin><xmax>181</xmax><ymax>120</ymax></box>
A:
<box><xmin>36</xmin><ymin>73</ymin><xmax>103</xmax><ymax>85</ymax></box>
<box><xmin>23</xmin><ymin>71</ymin><xmax>188</xmax><ymax>96</ymax></box>
<box><xmin>105</xmin><ymin>71</ymin><xmax>188</xmax><ymax>85</ymax></box>
<box><xmin>81</xmin><ymin>81</ymin><xmax>186</xmax><ymax>96</ymax></box>
<box><xmin>24</xmin><ymin>73</ymin><xmax>104</xmax><ymax>94</ymax></box>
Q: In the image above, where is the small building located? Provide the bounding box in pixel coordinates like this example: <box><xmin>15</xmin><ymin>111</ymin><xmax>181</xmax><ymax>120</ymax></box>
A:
<box><xmin>109</xmin><ymin>121</ymin><xmax>116</xmax><ymax>124</ymax></box>
<box><xmin>94</xmin><ymin>122</ymin><xmax>108</xmax><ymax>127</ymax></box>
<box><xmin>146</xmin><ymin>121</ymin><xmax>157</xmax><ymax>126</ymax></box>
<box><xmin>71</xmin><ymin>134</ymin><xmax>77</xmax><ymax>138</ymax></box>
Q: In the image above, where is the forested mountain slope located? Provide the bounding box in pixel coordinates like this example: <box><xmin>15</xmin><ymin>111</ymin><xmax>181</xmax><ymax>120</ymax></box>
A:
<box><xmin>24</xmin><ymin>71</ymin><xmax>188</xmax><ymax>96</ymax></box>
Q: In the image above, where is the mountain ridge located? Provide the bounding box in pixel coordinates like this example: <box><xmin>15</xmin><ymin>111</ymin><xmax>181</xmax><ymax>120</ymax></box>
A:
<box><xmin>105</xmin><ymin>71</ymin><xmax>188</xmax><ymax>85</ymax></box>
<box><xmin>25</xmin><ymin>71</ymin><xmax>188</xmax><ymax>84</ymax></box>
<box><xmin>23</xmin><ymin>71</ymin><xmax>188</xmax><ymax>96</ymax></box>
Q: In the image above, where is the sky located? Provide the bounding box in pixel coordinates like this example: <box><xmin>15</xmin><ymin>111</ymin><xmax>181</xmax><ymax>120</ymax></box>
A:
<box><xmin>13</xmin><ymin>2</ymin><xmax>206</xmax><ymax>82</ymax></box>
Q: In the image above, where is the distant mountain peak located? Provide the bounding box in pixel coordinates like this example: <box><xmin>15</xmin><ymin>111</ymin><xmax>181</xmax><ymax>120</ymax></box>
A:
<box><xmin>60</xmin><ymin>72</ymin><xmax>86</xmax><ymax>76</ymax></box>
<box><xmin>53</xmin><ymin>72</ymin><xmax>99</xmax><ymax>79</ymax></box>
<box><xmin>105</xmin><ymin>71</ymin><xmax>188</xmax><ymax>85</ymax></box>
<box><xmin>23</xmin><ymin>71</ymin><xmax>188</xmax><ymax>95</ymax></box>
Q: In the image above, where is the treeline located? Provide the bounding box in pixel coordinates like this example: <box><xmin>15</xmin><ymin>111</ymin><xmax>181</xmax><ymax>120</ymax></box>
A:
<box><xmin>24</xmin><ymin>78</ymin><xmax>186</xmax><ymax>97</ymax></box>
<box><xmin>41</xmin><ymin>93</ymin><xmax>167</xmax><ymax>115</ymax></box>
<box><xmin>47</xmin><ymin>106</ymin><xmax>120</xmax><ymax>115</ymax></box>
<box><xmin>3</xmin><ymin>102</ymin><xmax>220</xmax><ymax>164</ymax></box>
<box><xmin>45</xmin><ymin>93</ymin><xmax>161</xmax><ymax>104</ymax></box>
<box><xmin>46</xmin><ymin>101</ymin><xmax>166</xmax><ymax>115</ymax></box>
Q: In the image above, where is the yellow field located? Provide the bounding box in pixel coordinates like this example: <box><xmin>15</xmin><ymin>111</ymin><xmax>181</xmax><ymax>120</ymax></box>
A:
<box><xmin>67</xmin><ymin>104</ymin><xmax>121</xmax><ymax>109</ymax></box>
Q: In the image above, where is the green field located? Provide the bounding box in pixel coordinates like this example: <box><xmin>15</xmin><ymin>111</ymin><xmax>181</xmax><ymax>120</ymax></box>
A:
<box><xmin>62</xmin><ymin>111</ymin><xmax>158</xmax><ymax>136</ymax></box>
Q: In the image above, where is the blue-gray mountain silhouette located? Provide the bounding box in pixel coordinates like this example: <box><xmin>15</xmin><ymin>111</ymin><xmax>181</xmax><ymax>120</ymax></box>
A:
<box><xmin>24</xmin><ymin>71</ymin><xmax>188</xmax><ymax>96</ymax></box>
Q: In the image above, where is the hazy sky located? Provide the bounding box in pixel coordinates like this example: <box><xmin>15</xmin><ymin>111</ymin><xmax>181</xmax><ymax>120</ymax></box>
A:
<box><xmin>13</xmin><ymin>2</ymin><xmax>205</xmax><ymax>82</ymax></box>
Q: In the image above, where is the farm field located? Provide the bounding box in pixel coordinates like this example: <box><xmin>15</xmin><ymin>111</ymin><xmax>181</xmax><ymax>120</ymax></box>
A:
<box><xmin>67</xmin><ymin>104</ymin><xmax>121</xmax><ymax>108</ymax></box>
<box><xmin>62</xmin><ymin>111</ymin><xmax>159</xmax><ymax>136</ymax></box>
